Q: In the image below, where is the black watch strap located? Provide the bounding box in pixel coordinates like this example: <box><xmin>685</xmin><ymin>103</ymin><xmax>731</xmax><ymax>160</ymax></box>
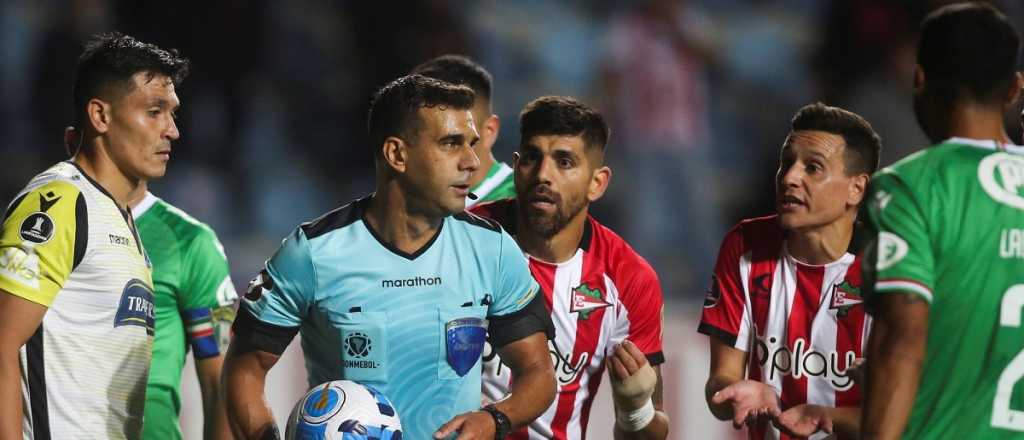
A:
<box><xmin>483</xmin><ymin>404</ymin><xmax>512</xmax><ymax>439</ymax></box>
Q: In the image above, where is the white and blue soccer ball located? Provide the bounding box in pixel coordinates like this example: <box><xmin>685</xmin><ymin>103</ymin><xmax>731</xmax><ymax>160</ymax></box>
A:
<box><xmin>285</xmin><ymin>380</ymin><xmax>403</xmax><ymax>440</ymax></box>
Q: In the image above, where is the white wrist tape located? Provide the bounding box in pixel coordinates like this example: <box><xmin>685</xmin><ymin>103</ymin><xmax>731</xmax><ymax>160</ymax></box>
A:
<box><xmin>615</xmin><ymin>398</ymin><xmax>655</xmax><ymax>432</ymax></box>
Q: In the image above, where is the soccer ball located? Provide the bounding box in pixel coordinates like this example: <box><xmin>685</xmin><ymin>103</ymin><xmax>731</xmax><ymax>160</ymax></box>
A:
<box><xmin>285</xmin><ymin>380</ymin><xmax>403</xmax><ymax>440</ymax></box>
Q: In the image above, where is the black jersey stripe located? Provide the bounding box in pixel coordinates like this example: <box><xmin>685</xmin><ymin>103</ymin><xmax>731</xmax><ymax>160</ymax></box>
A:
<box><xmin>27</xmin><ymin>324</ymin><xmax>51</xmax><ymax>440</ymax></box>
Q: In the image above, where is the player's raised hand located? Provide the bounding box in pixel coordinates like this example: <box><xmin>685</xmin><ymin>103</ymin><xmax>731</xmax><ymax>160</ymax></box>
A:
<box><xmin>607</xmin><ymin>340</ymin><xmax>657</xmax><ymax>410</ymax></box>
<box><xmin>711</xmin><ymin>379</ymin><xmax>782</xmax><ymax>429</ymax></box>
<box><xmin>774</xmin><ymin>403</ymin><xmax>834</xmax><ymax>437</ymax></box>
<box><xmin>433</xmin><ymin>410</ymin><xmax>495</xmax><ymax>440</ymax></box>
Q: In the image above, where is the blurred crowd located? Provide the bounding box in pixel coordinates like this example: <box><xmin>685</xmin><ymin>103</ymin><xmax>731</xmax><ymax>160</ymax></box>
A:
<box><xmin>3</xmin><ymin>0</ymin><xmax>1024</xmax><ymax>305</ymax></box>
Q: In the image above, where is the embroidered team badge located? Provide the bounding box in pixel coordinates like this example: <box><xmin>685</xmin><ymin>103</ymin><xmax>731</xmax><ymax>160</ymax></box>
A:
<box><xmin>830</xmin><ymin>280</ymin><xmax>863</xmax><ymax>317</ymax></box>
<box><xmin>570</xmin><ymin>283</ymin><xmax>611</xmax><ymax>320</ymax></box>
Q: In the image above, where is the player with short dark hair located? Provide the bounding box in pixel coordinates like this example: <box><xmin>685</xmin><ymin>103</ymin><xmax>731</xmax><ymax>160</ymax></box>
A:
<box><xmin>860</xmin><ymin>3</ymin><xmax>1024</xmax><ymax>438</ymax></box>
<box><xmin>700</xmin><ymin>102</ymin><xmax>881</xmax><ymax>439</ymax></box>
<box><xmin>223</xmin><ymin>74</ymin><xmax>557</xmax><ymax>440</ymax></box>
<box><xmin>412</xmin><ymin>55</ymin><xmax>515</xmax><ymax>207</ymax></box>
<box><xmin>472</xmin><ymin>95</ymin><xmax>669</xmax><ymax>439</ymax></box>
<box><xmin>0</xmin><ymin>31</ymin><xmax>188</xmax><ymax>439</ymax></box>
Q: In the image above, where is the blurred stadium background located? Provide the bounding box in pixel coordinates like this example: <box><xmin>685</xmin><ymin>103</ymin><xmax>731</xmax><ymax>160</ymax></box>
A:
<box><xmin>4</xmin><ymin>0</ymin><xmax>1024</xmax><ymax>438</ymax></box>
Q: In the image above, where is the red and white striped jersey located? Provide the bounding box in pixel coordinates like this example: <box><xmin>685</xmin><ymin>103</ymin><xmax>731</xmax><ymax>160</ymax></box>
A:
<box><xmin>471</xmin><ymin>200</ymin><xmax>664</xmax><ymax>440</ymax></box>
<box><xmin>698</xmin><ymin>215</ymin><xmax>870</xmax><ymax>440</ymax></box>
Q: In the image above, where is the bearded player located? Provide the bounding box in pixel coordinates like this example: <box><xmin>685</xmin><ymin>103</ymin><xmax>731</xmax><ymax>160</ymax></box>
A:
<box><xmin>472</xmin><ymin>96</ymin><xmax>669</xmax><ymax>439</ymax></box>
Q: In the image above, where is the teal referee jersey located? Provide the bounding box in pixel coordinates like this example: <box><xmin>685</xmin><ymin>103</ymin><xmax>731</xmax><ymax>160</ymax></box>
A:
<box><xmin>233</xmin><ymin>196</ymin><xmax>552</xmax><ymax>439</ymax></box>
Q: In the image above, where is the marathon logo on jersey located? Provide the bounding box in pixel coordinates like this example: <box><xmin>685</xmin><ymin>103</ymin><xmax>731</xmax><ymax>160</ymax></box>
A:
<box><xmin>829</xmin><ymin>280</ymin><xmax>863</xmax><ymax>317</ymax></box>
<box><xmin>978</xmin><ymin>152</ymin><xmax>1024</xmax><ymax>210</ymax></box>
<box><xmin>381</xmin><ymin>276</ymin><xmax>441</xmax><ymax>288</ymax></box>
<box><xmin>703</xmin><ymin>275</ymin><xmax>721</xmax><ymax>308</ymax></box>
<box><xmin>108</xmin><ymin>234</ymin><xmax>132</xmax><ymax>247</ymax></box>
<box><xmin>113</xmin><ymin>279</ymin><xmax>156</xmax><ymax>336</ymax></box>
<box><xmin>570</xmin><ymin>283</ymin><xmax>611</xmax><ymax>320</ymax></box>
<box><xmin>0</xmin><ymin>247</ymin><xmax>40</xmax><ymax>288</ymax></box>
<box><xmin>754</xmin><ymin>336</ymin><xmax>856</xmax><ymax>390</ymax></box>
<box><xmin>446</xmin><ymin>317</ymin><xmax>487</xmax><ymax>376</ymax></box>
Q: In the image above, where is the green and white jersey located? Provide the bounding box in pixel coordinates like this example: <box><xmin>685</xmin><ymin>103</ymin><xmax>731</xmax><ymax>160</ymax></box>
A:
<box><xmin>466</xmin><ymin>161</ymin><xmax>515</xmax><ymax>208</ymax></box>
<box><xmin>862</xmin><ymin>137</ymin><xmax>1024</xmax><ymax>439</ymax></box>
<box><xmin>133</xmin><ymin>193</ymin><xmax>237</xmax><ymax>440</ymax></box>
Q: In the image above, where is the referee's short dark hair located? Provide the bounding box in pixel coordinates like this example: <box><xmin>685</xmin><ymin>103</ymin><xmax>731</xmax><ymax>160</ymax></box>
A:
<box><xmin>411</xmin><ymin>54</ymin><xmax>493</xmax><ymax>104</ymax></box>
<box><xmin>73</xmin><ymin>32</ymin><xmax>190</xmax><ymax>126</ymax></box>
<box><xmin>367</xmin><ymin>74</ymin><xmax>475</xmax><ymax>156</ymax></box>
<box><xmin>519</xmin><ymin>96</ymin><xmax>609</xmax><ymax>153</ymax></box>
<box><xmin>790</xmin><ymin>102</ymin><xmax>882</xmax><ymax>176</ymax></box>
<box><xmin>918</xmin><ymin>2</ymin><xmax>1021</xmax><ymax>106</ymax></box>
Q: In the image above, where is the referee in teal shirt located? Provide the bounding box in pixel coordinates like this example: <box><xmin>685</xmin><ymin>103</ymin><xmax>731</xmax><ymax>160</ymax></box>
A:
<box><xmin>223</xmin><ymin>75</ymin><xmax>556</xmax><ymax>440</ymax></box>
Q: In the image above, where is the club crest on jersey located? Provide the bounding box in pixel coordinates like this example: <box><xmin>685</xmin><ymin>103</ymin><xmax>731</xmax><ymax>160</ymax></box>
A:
<box><xmin>978</xmin><ymin>152</ymin><xmax>1024</xmax><ymax>210</ymax></box>
<box><xmin>829</xmin><ymin>280</ymin><xmax>863</xmax><ymax>317</ymax></box>
<box><xmin>113</xmin><ymin>279</ymin><xmax>155</xmax><ymax>335</ymax></box>
<box><xmin>446</xmin><ymin>317</ymin><xmax>487</xmax><ymax>376</ymax></box>
<box><xmin>570</xmin><ymin>283</ymin><xmax>611</xmax><ymax>320</ymax></box>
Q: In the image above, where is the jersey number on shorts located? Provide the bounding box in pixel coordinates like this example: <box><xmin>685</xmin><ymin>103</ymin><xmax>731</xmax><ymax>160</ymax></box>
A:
<box><xmin>993</xmin><ymin>284</ymin><xmax>1024</xmax><ymax>431</ymax></box>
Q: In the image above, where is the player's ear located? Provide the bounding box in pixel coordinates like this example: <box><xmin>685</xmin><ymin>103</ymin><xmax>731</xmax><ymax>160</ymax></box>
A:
<box><xmin>913</xmin><ymin>65</ymin><xmax>926</xmax><ymax>96</ymax></box>
<box><xmin>848</xmin><ymin>173</ymin><xmax>869</xmax><ymax>208</ymax></box>
<box><xmin>483</xmin><ymin>114</ymin><xmax>501</xmax><ymax>149</ymax></box>
<box><xmin>381</xmin><ymin>136</ymin><xmax>408</xmax><ymax>174</ymax></box>
<box><xmin>86</xmin><ymin>98</ymin><xmax>112</xmax><ymax>134</ymax></box>
<box><xmin>588</xmin><ymin>165</ymin><xmax>611</xmax><ymax>203</ymax></box>
<box><xmin>1005</xmin><ymin>71</ymin><xmax>1024</xmax><ymax>108</ymax></box>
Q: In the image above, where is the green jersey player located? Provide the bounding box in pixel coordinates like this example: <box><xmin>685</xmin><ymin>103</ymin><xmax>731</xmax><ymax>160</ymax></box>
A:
<box><xmin>860</xmin><ymin>3</ymin><xmax>1024</xmax><ymax>439</ymax></box>
<box><xmin>130</xmin><ymin>189</ymin><xmax>237</xmax><ymax>440</ymax></box>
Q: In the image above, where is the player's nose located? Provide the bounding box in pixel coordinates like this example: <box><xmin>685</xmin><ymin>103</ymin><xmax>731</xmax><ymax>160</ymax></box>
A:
<box><xmin>459</xmin><ymin>142</ymin><xmax>479</xmax><ymax>172</ymax></box>
<box><xmin>166</xmin><ymin>118</ymin><xmax>180</xmax><ymax>141</ymax></box>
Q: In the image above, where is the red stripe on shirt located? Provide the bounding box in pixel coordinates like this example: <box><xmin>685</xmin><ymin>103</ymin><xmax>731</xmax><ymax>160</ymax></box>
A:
<box><xmin>551</xmin><ymin>256</ymin><xmax>608</xmax><ymax>438</ymax></box>
<box><xmin>835</xmin><ymin>259</ymin><xmax>864</xmax><ymax>407</ymax></box>
<box><xmin>782</xmin><ymin>265</ymin><xmax>825</xmax><ymax>413</ymax></box>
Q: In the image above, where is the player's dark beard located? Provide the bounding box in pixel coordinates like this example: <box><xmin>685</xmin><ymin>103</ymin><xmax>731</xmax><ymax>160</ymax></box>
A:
<box><xmin>519</xmin><ymin>185</ymin><xmax>585</xmax><ymax>238</ymax></box>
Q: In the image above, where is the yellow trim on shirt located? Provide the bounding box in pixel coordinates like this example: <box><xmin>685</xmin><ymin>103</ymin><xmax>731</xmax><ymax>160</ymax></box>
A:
<box><xmin>0</xmin><ymin>181</ymin><xmax>82</xmax><ymax>307</ymax></box>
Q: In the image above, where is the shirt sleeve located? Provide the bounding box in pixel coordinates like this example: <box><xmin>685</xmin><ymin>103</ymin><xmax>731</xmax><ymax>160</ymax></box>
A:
<box><xmin>489</xmin><ymin>228</ymin><xmax>540</xmax><ymax>317</ymax></box>
<box><xmin>614</xmin><ymin>257</ymin><xmax>665</xmax><ymax>365</ymax></box>
<box><xmin>232</xmin><ymin>227</ymin><xmax>315</xmax><ymax>355</ymax></box>
<box><xmin>862</xmin><ymin>170</ymin><xmax>935</xmax><ymax>304</ymax></box>
<box><xmin>487</xmin><ymin>228</ymin><xmax>552</xmax><ymax>348</ymax></box>
<box><xmin>180</xmin><ymin>226</ymin><xmax>238</xmax><ymax>359</ymax></box>
<box><xmin>0</xmin><ymin>181</ymin><xmax>86</xmax><ymax>307</ymax></box>
<box><xmin>697</xmin><ymin>223</ymin><xmax>753</xmax><ymax>351</ymax></box>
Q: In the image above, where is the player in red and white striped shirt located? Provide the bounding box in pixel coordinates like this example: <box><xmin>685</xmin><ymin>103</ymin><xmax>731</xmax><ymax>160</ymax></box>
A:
<box><xmin>472</xmin><ymin>96</ymin><xmax>668</xmax><ymax>439</ymax></box>
<box><xmin>699</xmin><ymin>103</ymin><xmax>882</xmax><ymax>439</ymax></box>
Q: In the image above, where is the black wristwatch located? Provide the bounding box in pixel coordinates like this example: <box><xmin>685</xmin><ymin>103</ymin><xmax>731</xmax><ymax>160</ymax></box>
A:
<box><xmin>482</xmin><ymin>404</ymin><xmax>512</xmax><ymax>439</ymax></box>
